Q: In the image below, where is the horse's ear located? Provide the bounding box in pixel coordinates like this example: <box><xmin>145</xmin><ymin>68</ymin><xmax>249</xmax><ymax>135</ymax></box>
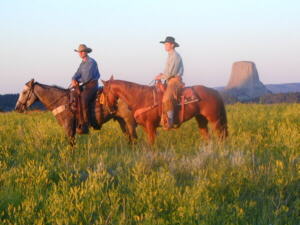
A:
<box><xmin>29</xmin><ymin>79</ymin><xmax>35</xmax><ymax>86</ymax></box>
<box><xmin>101</xmin><ymin>79</ymin><xmax>106</xmax><ymax>86</ymax></box>
<box><xmin>26</xmin><ymin>78</ymin><xmax>35</xmax><ymax>87</ymax></box>
<box><xmin>109</xmin><ymin>75</ymin><xmax>114</xmax><ymax>80</ymax></box>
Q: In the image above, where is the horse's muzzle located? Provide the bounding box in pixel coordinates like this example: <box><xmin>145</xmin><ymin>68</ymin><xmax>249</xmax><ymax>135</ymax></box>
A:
<box><xmin>15</xmin><ymin>102</ymin><xmax>26</xmax><ymax>113</ymax></box>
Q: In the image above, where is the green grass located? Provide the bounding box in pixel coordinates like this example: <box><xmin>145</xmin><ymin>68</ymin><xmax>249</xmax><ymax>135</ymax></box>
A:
<box><xmin>0</xmin><ymin>104</ymin><xmax>299</xmax><ymax>225</ymax></box>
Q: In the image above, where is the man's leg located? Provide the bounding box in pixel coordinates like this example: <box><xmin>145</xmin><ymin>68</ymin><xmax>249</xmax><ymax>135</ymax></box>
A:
<box><xmin>161</xmin><ymin>77</ymin><xmax>183</xmax><ymax>129</ymax></box>
<box><xmin>80</xmin><ymin>83</ymin><xmax>98</xmax><ymax>133</ymax></box>
<box><xmin>162</xmin><ymin>82</ymin><xmax>175</xmax><ymax>129</ymax></box>
<box><xmin>79</xmin><ymin>90</ymin><xmax>90</xmax><ymax>134</ymax></box>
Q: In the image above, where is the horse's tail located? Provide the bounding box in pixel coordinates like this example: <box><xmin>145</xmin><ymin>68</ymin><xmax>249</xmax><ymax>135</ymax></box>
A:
<box><xmin>216</xmin><ymin>90</ymin><xmax>228</xmax><ymax>138</ymax></box>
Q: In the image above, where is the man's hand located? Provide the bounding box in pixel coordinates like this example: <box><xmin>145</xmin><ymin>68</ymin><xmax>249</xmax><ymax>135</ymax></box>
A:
<box><xmin>155</xmin><ymin>73</ymin><xmax>163</xmax><ymax>80</ymax></box>
<box><xmin>71</xmin><ymin>80</ymin><xmax>79</xmax><ymax>87</ymax></box>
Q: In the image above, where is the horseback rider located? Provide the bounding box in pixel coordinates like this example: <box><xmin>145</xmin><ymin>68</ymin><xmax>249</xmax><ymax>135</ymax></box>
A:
<box><xmin>155</xmin><ymin>36</ymin><xmax>184</xmax><ymax>130</ymax></box>
<box><xmin>71</xmin><ymin>44</ymin><xmax>100</xmax><ymax>134</ymax></box>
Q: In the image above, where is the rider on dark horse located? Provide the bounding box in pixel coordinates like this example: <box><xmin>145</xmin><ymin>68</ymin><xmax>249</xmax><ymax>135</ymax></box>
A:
<box><xmin>72</xmin><ymin>44</ymin><xmax>100</xmax><ymax>134</ymax></box>
<box><xmin>155</xmin><ymin>36</ymin><xmax>184</xmax><ymax>130</ymax></box>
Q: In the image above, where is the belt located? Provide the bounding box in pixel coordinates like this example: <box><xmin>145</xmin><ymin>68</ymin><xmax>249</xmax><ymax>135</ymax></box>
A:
<box><xmin>83</xmin><ymin>80</ymin><xmax>98</xmax><ymax>88</ymax></box>
<box><xmin>167</xmin><ymin>75</ymin><xmax>182</xmax><ymax>83</ymax></box>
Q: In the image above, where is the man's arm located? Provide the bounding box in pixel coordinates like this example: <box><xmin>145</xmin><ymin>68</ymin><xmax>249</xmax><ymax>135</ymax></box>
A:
<box><xmin>72</xmin><ymin>67</ymin><xmax>81</xmax><ymax>82</ymax></box>
<box><xmin>170</xmin><ymin>54</ymin><xmax>183</xmax><ymax>77</ymax></box>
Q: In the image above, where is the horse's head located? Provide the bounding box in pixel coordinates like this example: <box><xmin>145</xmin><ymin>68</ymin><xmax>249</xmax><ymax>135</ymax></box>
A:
<box><xmin>15</xmin><ymin>79</ymin><xmax>38</xmax><ymax>112</ymax></box>
<box><xmin>101</xmin><ymin>76</ymin><xmax>118</xmax><ymax>113</ymax></box>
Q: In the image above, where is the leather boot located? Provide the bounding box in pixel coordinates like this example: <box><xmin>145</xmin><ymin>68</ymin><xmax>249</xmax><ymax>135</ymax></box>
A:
<box><xmin>166</xmin><ymin>110</ymin><xmax>174</xmax><ymax>129</ymax></box>
<box><xmin>160</xmin><ymin>111</ymin><xmax>174</xmax><ymax>130</ymax></box>
<box><xmin>82</xmin><ymin>108</ymin><xmax>89</xmax><ymax>134</ymax></box>
<box><xmin>76</xmin><ymin>108</ymin><xmax>89</xmax><ymax>134</ymax></box>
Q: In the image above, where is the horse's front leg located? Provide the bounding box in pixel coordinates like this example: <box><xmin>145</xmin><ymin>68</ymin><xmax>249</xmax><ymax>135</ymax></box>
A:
<box><xmin>58</xmin><ymin>113</ymin><xmax>76</xmax><ymax>146</ymax></box>
<box><xmin>115</xmin><ymin>117</ymin><xmax>138</xmax><ymax>144</ymax></box>
<box><xmin>145</xmin><ymin>122</ymin><xmax>157</xmax><ymax>145</ymax></box>
<box><xmin>123</xmin><ymin>115</ymin><xmax>138</xmax><ymax>143</ymax></box>
<box><xmin>115</xmin><ymin>117</ymin><xmax>129</xmax><ymax>137</ymax></box>
<box><xmin>127</xmin><ymin>123</ymin><xmax>138</xmax><ymax>143</ymax></box>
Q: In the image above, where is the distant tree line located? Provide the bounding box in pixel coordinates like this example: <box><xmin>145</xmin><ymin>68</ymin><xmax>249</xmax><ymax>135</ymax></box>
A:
<box><xmin>0</xmin><ymin>94</ymin><xmax>45</xmax><ymax>112</ymax></box>
<box><xmin>1</xmin><ymin>92</ymin><xmax>300</xmax><ymax>112</ymax></box>
<box><xmin>221</xmin><ymin>92</ymin><xmax>300</xmax><ymax>104</ymax></box>
<box><xmin>259</xmin><ymin>92</ymin><xmax>300</xmax><ymax>104</ymax></box>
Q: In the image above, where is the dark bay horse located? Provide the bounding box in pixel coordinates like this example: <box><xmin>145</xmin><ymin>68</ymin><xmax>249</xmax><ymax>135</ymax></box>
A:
<box><xmin>102</xmin><ymin>79</ymin><xmax>228</xmax><ymax>144</ymax></box>
<box><xmin>15</xmin><ymin>79</ymin><xmax>137</xmax><ymax>145</ymax></box>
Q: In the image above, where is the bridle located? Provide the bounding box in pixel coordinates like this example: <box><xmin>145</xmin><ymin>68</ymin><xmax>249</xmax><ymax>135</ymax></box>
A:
<box><xmin>102</xmin><ymin>83</ymin><xmax>117</xmax><ymax>114</ymax></box>
<box><xmin>17</xmin><ymin>82</ymin><xmax>70</xmax><ymax>111</ymax></box>
<box><xmin>17</xmin><ymin>83</ymin><xmax>36</xmax><ymax>108</ymax></box>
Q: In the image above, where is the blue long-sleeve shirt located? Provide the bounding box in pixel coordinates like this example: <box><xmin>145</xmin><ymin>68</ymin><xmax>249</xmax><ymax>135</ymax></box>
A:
<box><xmin>72</xmin><ymin>56</ymin><xmax>100</xmax><ymax>83</ymax></box>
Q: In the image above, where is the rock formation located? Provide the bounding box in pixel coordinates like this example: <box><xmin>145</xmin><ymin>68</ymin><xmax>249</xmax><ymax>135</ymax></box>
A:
<box><xmin>225</xmin><ymin>61</ymin><xmax>271</xmax><ymax>101</ymax></box>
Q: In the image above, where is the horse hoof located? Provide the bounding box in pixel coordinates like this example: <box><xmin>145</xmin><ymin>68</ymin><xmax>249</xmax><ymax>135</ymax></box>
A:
<box><xmin>76</xmin><ymin>128</ymin><xmax>89</xmax><ymax>134</ymax></box>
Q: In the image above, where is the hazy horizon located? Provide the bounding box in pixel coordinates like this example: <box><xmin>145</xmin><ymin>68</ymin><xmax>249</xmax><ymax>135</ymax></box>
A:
<box><xmin>1</xmin><ymin>0</ymin><xmax>299</xmax><ymax>94</ymax></box>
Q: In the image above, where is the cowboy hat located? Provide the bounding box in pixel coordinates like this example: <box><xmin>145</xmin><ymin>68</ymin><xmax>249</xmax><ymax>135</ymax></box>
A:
<box><xmin>74</xmin><ymin>44</ymin><xmax>92</xmax><ymax>53</ymax></box>
<box><xmin>160</xmin><ymin>36</ymin><xmax>179</xmax><ymax>47</ymax></box>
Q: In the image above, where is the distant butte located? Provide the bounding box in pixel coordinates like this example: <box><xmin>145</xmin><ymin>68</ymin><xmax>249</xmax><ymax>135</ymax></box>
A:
<box><xmin>225</xmin><ymin>61</ymin><xmax>271</xmax><ymax>101</ymax></box>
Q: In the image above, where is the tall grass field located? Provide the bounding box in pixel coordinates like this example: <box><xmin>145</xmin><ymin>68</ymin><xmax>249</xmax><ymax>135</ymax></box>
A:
<box><xmin>0</xmin><ymin>104</ymin><xmax>299</xmax><ymax>224</ymax></box>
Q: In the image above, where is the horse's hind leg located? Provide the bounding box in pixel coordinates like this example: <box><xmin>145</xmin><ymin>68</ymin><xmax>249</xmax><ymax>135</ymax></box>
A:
<box><xmin>212</xmin><ymin>119</ymin><xmax>228</xmax><ymax>140</ymax></box>
<box><xmin>195</xmin><ymin>115</ymin><xmax>210</xmax><ymax>140</ymax></box>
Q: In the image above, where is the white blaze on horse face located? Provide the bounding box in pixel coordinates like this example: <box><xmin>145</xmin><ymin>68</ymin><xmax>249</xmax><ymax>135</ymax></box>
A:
<box><xmin>16</xmin><ymin>85</ymin><xmax>30</xmax><ymax>104</ymax></box>
<box><xmin>16</xmin><ymin>85</ymin><xmax>36</xmax><ymax>110</ymax></box>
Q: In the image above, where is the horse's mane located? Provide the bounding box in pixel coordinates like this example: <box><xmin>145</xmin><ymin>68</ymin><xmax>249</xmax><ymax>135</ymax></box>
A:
<box><xmin>36</xmin><ymin>82</ymin><xmax>69</xmax><ymax>92</ymax></box>
<box><xmin>107</xmin><ymin>80</ymin><xmax>156</xmax><ymax>107</ymax></box>
<box><xmin>111</xmin><ymin>80</ymin><xmax>153</xmax><ymax>92</ymax></box>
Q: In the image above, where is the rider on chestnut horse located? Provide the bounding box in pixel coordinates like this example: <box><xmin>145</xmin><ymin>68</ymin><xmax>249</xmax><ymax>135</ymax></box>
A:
<box><xmin>155</xmin><ymin>36</ymin><xmax>184</xmax><ymax>130</ymax></box>
<box><xmin>71</xmin><ymin>44</ymin><xmax>100</xmax><ymax>134</ymax></box>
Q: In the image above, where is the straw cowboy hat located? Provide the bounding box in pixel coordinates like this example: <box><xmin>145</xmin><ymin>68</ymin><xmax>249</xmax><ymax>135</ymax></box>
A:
<box><xmin>160</xmin><ymin>36</ymin><xmax>179</xmax><ymax>47</ymax></box>
<box><xmin>74</xmin><ymin>44</ymin><xmax>92</xmax><ymax>53</ymax></box>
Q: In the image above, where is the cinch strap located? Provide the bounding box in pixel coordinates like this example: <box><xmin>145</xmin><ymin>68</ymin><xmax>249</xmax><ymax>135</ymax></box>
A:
<box><xmin>52</xmin><ymin>105</ymin><xmax>67</xmax><ymax>116</ymax></box>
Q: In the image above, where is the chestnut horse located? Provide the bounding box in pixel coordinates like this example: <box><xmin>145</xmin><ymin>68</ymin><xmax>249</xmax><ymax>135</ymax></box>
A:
<box><xmin>102</xmin><ymin>79</ymin><xmax>228</xmax><ymax>144</ymax></box>
<box><xmin>15</xmin><ymin>79</ymin><xmax>137</xmax><ymax>145</ymax></box>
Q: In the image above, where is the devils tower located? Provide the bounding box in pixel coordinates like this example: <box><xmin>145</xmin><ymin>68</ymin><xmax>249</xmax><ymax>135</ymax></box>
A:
<box><xmin>225</xmin><ymin>61</ymin><xmax>270</xmax><ymax>100</ymax></box>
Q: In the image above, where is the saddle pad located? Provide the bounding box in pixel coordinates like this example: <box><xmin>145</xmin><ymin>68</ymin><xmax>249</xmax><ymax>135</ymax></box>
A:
<box><xmin>99</xmin><ymin>93</ymin><xmax>106</xmax><ymax>105</ymax></box>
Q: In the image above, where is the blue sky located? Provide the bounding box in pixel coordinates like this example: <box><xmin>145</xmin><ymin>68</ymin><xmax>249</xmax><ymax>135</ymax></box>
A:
<box><xmin>0</xmin><ymin>0</ymin><xmax>299</xmax><ymax>93</ymax></box>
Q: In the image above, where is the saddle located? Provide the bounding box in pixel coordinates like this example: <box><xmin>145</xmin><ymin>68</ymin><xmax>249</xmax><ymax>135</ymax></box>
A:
<box><xmin>133</xmin><ymin>81</ymin><xmax>200</xmax><ymax>123</ymax></box>
<box><xmin>156</xmin><ymin>80</ymin><xmax>199</xmax><ymax>105</ymax></box>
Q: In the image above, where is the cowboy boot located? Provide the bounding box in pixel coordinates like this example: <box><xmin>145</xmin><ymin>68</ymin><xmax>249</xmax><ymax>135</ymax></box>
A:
<box><xmin>76</xmin><ymin>103</ymin><xmax>89</xmax><ymax>134</ymax></box>
<box><xmin>166</xmin><ymin>110</ymin><xmax>174</xmax><ymax>129</ymax></box>
<box><xmin>161</xmin><ymin>110</ymin><xmax>174</xmax><ymax>130</ymax></box>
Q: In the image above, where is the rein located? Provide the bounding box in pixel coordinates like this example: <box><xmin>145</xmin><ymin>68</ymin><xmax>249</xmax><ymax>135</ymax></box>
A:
<box><xmin>36</xmin><ymin>83</ymin><xmax>71</xmax><ymax>116</ymax></box>
<box><xmin>102</xmin><ymin>83</ymin><xmax>117</xmax><ymax>114</ymax></box>
<box><xmin>133</xmin><ymin>87</ymin><xmax>159</xmax><ymax>119</ymax></box>
<box><xmin>48</xmin><ymin>92</ymin><xmax>70</xmax><ymax>110</ymax></box>
<box><xmin>39</xmin><ymin>84</ymin><xmax>70</xmax><ymax>116</ymax></box>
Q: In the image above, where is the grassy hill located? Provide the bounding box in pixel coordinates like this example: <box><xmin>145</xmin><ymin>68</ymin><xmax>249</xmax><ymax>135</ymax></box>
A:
<box><xmin>0</xmin><ymin>104</ymin><xmax>299</xmax><ymax>224</ymax></box>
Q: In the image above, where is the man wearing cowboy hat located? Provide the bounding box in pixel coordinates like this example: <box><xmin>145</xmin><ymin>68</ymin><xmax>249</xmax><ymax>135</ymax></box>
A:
<box><xmin>72</xmin><ymin>44</ymin><xmax>101</xmax><ymax>134</ymax></box>
<box><xmin>155</xmin><ymin>36</ymin><xmax>184</xmax><ymax>130</ymax></box>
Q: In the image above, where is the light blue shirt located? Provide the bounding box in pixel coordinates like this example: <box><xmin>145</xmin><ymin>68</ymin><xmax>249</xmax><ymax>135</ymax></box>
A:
<box><xmin>163</xmin><ymin>50</ymin><xmax>184</xmax><ymax>80</ymax></box>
